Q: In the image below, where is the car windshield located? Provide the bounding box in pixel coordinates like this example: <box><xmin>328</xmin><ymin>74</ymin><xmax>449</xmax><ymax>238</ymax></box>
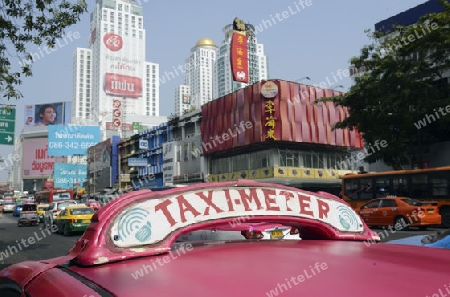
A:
<box><xmin>57</xmin><ymin>202</ymin><xmax>76</xmax><ymax>210</ymax></box>
<box><xmin>401</xmin><ymin>198</ymin><xmax>424</xmax><ymax>206</ymax></box>
<box><xmin>22</xmin><ymin>204</ymin><xmax>36</xmax><ymax>211</ymax></box>
<box><xmin>70</xmin><ymin>208</ymin><xmax>94</xmax><ymax>215</ymax></box>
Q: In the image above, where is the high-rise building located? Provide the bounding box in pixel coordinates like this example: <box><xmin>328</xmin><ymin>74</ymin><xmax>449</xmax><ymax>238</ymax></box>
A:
<box><xmin>72</xmin><ymin>0</ymin><xmax>162</xmax><ymax>134</ymax></box>
<box><xmin>174</xmin><ymin>85</ymin><xmax>191</xmax><ymax>116</ymax></box>
<box><xmin>183</xmin><ymin>38</ymin><xmax>217</xmax><ymax>111</ymax></box>
<box><xmin>213</xmin><ymin>22</ymin><xmax>269</xmax><ymax>99</ymax></box>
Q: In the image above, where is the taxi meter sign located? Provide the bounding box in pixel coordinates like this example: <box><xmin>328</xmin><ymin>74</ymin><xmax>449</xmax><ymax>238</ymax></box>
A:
<box><xmin>0</xmin><ymin>105</ymin><xmax>16</xmax><ymax>146</ymax></box>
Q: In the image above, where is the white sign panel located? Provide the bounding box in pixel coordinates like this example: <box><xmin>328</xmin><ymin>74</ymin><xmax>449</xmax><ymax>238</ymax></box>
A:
<box><xmin>110</xmin><ymin>187</ymin><xmax>364</xmax><ymax>248</ymax></box>
<box><xmin>162</xmin><ymin>142</ymin><xmax>175</xmax><ymax>185</ymax></box>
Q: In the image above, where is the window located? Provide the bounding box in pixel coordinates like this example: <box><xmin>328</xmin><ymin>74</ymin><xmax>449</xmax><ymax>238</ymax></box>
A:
<box><xmin>380</xmin><ymin>199</ymin><xmax>397</xmax><ymax>207</ymax></box>
<box><xmin>429</xmin><ymin>172</ymin><xmax>449</xmax><ymax>197</ymax></box>
<box><xmin>392</xmin><ymin>176</ymin><xmax>408</xmax><ymax>197</ymax></box>
<box><xmin>411</xmin><ymin>174</ymin><xmax>429</xmax><ymax>199</ymax></box>
<box><xmin>362</xmin><ymin>200</ymin><xmax>381</xmax><ymax>209</ymax></box>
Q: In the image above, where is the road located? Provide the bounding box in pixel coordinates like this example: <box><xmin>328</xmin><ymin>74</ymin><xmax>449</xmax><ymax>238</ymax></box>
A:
<box><xmin>0</xmin><ymin>212</ymin><xmax>78</xmax><ymax>271</ymax></box>
<box><xmin>0</xmin><ymin>211</ymin><xmax>447</xmax><ymax>272</ymax></box>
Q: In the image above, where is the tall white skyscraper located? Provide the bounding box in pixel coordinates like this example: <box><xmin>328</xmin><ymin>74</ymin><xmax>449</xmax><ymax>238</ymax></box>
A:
<box><xmin>72</xmin><ymin>0</ymin><xmax>160</xmax><ymax>130</ymax></box>
<box><xmin>213</xmin><ymin>23</ymin><xmax>269</xmax><ymax>99</ymax></box>
<box><xmin>174</xmin><ymin>85</ymin><xmax>191</xmax><ymax>116</ymax></box>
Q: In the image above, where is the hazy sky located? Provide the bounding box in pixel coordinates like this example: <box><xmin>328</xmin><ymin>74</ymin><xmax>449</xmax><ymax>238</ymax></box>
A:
<box><xmin>0</xmin><ymin>0</ymin><xmax>428</xmax><ymax>181</ymax></box>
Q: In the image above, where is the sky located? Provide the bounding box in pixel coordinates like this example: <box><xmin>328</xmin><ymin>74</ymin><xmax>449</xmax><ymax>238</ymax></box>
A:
<box><xmin>0</xmin><ymin>0</ymin><xmax>429</xmax><ymax>182</ymax></box>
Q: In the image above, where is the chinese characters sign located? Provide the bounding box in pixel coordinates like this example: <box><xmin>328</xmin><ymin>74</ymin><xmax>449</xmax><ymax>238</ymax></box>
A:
<box><xmin>230</xmin><ymin>32</ymin><xmax>249</xmax><ymax>83</ymax></box>
<box><xmin>265</xmin><ymin>99</ymin><xmax>277</xmax><ymax>140</ymax></box>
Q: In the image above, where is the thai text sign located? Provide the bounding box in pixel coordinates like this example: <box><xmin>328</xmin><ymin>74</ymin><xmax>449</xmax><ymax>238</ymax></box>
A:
<box><xmin>54</xmin><ymin>163</ymin><xmax>88</xmax><ymax>188</ymax></box>
<box><xmin>48</xmin><ymin>125</ymin><xmax>101</xmax><ymax>156</ymax></box>
<box><xmin>110</xmin><ymin>187</ymin><xmax>364</xmax><ymax>248</ymax></box>
<box><xmin>230</xmin><ymin>32</ymin><xmax>249</xmax><ymax>83</ymax></box>
<box><xmin>22</xmin><ymin>138</ymin><xmax>64</xmax><ymax>178</ymax></box>
<box><xmin>128</xmin><ymin>158</ymin><xmax>148</xmax><ymax>166</ymax></box>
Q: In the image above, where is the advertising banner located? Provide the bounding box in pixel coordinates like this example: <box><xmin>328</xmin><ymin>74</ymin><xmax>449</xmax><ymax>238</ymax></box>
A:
<box><xmin>24</xmin><ymin>102</ymin><xmax>71</xmax><ymax>127</ymax></box>
<box><xmin>22</xmin><ymin>138</ymin><xmax>64</xmax><ymax>178</ymax></box>
<box><xmin>102</xmin><ymin>32</ymin><xmax>143</xmax><ymax>99</ymax></box>
<box><xmin>230</xmin><ymin>32</ymin><xmax>249</xmax><ymax>83</ymax></box>
<box><xmin>54</xmin><ymin>163</ymin><xmax>88</xmax><ymax>189</ymax></box>
<box><xmin>47</xmin><ymin>125</ymin><xmax>101</xmax><ymax>156</ymax></box>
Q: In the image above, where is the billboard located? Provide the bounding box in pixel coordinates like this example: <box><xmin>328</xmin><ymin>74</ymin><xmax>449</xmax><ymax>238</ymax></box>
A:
<box><xmin>54</xmin><ymin>163</ymin><xmax>88</xmax><ymax>189</ymax></box>
<box><xmin>230</xmin><ymin>32</ymin><xmax>249</xmax><ymax>83</ymax></box>
<box><xmin>48</xmin><ymin>125</ymin><xmax>101</xmax><ymax>156</ymax></box>
<box><xmin>24</xmin><ymin>102</ymin><xmax>71</xmax><ymax>127</ymax></box>
<box><xmin>22</xmin><ymin>138</ymin><xmax>64</xmax><ymax>179</ymax></box>
<box><xmin>102</xmin><ymin>32</ymin><xmax>143</xmax><ymax>99</ymax></box>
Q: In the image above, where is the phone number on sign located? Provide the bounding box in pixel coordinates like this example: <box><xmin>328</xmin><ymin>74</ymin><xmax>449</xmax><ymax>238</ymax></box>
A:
<box><xmin>48</xmin><ymin>142</ymin><xmax>96</xmax><ymax>150</ymax></box>
<box><xmin>55</xmin><ymin>178</ymin><xmax>80</xmax><ymax>184</ymax></box>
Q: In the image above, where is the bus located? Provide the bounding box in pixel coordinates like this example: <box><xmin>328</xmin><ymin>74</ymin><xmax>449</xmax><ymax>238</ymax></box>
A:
<box><xmin>341</xmin><ymin>166</ymin><xmax>450</xmax><ymax>227</ymax></box>
<box><xmin>34</xmin><ymin>188</ymin><xmax>74</xmax><ymax>204</ymax></box>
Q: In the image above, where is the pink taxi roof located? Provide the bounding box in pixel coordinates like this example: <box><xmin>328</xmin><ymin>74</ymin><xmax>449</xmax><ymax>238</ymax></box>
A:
<box><xmin>2</xmin><ymin>180</ymin><xmax>450</xmax><ymax>296</ymax></box>
<box><xmin>66</xmin><ymin>240</ymin><xmax>449</xmax><ymax>296</ymax></box>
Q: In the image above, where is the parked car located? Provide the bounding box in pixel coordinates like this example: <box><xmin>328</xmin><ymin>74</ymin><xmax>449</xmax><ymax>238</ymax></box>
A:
<box><xmin>0</xmin><ymin>201</ymin><xmax>3</xmax><ymax>213</ymax></box>
<box><xmin>54</xmin><ymin>205</ymin><xmax>95</xmax><ymax>236</ymax></box>
<box><xmin>1</xmin><ymin>181</ymin><xmax>449</xmax><ymax>296</ymax></box>
<box><xmin>357</xmin><ymin>197</ymin><xmax>441</xmax><ymax>230</ymax></box>
<box><xmin>44</xmin><ymin>200</ymin><xmax>77</xmax><ymax>227</ymax></box>
<box><xmin>36</xmin><ymin>203</ymin><xmax>49</xmax><ymax>223</ymax></box>
<box><xmin>18</xmin><ymin>202</ymin><xmax>39</xmax><ymax>227</ymax></box>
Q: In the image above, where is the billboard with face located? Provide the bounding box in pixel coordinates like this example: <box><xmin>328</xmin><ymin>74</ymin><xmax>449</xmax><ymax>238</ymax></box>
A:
<box><xmin>24</xmin><ymin>102</ymin><xmax>71</xmax><ymax>127</ymax></box>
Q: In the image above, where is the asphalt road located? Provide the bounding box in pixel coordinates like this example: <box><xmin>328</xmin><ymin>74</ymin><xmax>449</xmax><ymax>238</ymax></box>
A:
<box><xmin>0</xmin><ymin>211</ymin><xmax>446</xmax><ymax>272</ymax></box>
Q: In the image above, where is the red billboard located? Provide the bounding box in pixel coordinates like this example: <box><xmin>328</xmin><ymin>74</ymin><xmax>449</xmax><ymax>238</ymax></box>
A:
<box><xmin>201</xmin><ymin>80</ymin><xmax>364</xmax><ymax>154</ymax></box>
<box><xmin>22</xmin><ymin>138</ymin><xmax>65</xmax><ymax>178</ymax></box>
<box><xmin>230</xmin><ymin>32</ymin><xmax>249</xmax><ymax>83</ymax></box>
<box><xmin>104</xmin><ymin>73</ymin><xmax>142</xmax><ymax>98</ymax></box>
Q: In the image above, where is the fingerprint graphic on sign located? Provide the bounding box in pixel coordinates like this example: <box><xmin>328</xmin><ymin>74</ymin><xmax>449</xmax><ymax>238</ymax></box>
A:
<box><xmin>117</xmin><ymin>207</ymin><xmax>152</xmax><ymax>243</ymax></box>
<box><xmin>337</xmin><ymin>205</ymin><xmax>359</xmax><ymax>230</ymax></box>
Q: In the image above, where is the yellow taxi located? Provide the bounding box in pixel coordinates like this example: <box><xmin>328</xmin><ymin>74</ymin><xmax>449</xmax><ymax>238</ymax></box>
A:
<box><xmin>37</xmin><ymin>204</ymin><xmax>49</xmax><ymax>223</ymax></box>
<box><xmin>54</xmin><ymin>205</ymin><xmax>95</xmax><ymax>236</ymax></box>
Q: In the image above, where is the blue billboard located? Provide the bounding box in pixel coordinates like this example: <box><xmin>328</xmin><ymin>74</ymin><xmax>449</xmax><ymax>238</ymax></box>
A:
<box><xmin>48</xmin><ymin>125</ymin><xmax>101</xmax><ymax>156</ymax></box>
<box><xmin>54</xmin><ymin>163</ymin><xmax>88</xmax><ymax>189</ymax></box>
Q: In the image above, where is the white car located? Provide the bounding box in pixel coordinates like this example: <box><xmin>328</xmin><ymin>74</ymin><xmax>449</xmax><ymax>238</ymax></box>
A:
<box><xmin>44</xmin><ymin>200</ymin><xmax>77</xmax><ymax>227</ymax></box>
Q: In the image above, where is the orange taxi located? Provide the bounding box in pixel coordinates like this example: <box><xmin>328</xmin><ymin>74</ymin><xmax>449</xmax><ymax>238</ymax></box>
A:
<box><xmin>357</xmin><ymin>197</ymin><xmax>441</xmax><ymax>230</ymax></box>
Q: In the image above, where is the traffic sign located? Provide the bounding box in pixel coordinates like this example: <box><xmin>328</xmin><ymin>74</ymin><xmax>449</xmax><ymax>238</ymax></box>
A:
<box><xmin>0</xmin><ymin>105</ymin><xmax>16</xmax><ymax>146</ymax></box>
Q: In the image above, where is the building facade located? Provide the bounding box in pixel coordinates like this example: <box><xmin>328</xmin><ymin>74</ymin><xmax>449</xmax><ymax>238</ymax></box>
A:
<box><xmin>174</xmin><ymin>85</ymin><xmax>191</xmax><ymax>116</ymax></box>
<box><xmin>72</xmin><ymin>0</ymin><xmax>161</xmax><ymax>137</ymax></box>
<box><xmin>182</xmin><ymin>38</ymin><xmax>217</xmax><ymax>111</ymax></box>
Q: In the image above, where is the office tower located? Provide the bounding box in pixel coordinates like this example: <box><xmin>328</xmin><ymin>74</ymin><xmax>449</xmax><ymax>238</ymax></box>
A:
<box><xmin>174</xmin><ymin>85</ymin><xmax>191</xmax><ymax>116</ymax></box>
<box><xmin>72</xmin><ymin>0</ymin><xmax>160</xmax><ymax>130</ymax></box>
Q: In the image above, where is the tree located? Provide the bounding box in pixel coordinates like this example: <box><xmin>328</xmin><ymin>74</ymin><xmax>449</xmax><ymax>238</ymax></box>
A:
<box><xmin>0</xmin><ymin>0</ymin><xmax>87</xmax><ymax>100</ymax></box>
<box><xmin>319</xmin><ymin>0</ymin><xmax>450</xmax><ymax>169</ymax></box>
